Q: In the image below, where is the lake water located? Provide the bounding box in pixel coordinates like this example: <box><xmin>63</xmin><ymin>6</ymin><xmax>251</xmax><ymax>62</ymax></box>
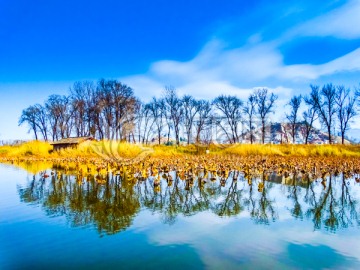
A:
<box><xmin>1</xmin><ymin>163</ymin><xmax>360</xmax><ymax>269</ymax></box>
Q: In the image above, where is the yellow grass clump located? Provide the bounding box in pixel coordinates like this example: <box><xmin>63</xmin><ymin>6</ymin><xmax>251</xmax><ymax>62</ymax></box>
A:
<box><xmin>89</xmin><ymin>140</ymin><xmax>146</xmax><ymax>159</ymax></box>
<box><xmin>1</xmin><ymin>140</ymin><xmax>360</xmax><ymax>160</ymax></box>
<box><xmin>223</xmin><ymin>144</ymin><xmax>360</xmax><ymax>157</ymax></box>
<box><xmin>0</xmin><ymin>140</ymin><xmax>52</xmax><ymax>158</ymax></box>
<box><xmin>150</xmin><ymin>144</ymin><xmax>199</xmax><ymax>157</ymax></box>
<box><xmin>224</xmin><ymin>144</ymin><xmax>285</xmax><ymax>156</ymax></box>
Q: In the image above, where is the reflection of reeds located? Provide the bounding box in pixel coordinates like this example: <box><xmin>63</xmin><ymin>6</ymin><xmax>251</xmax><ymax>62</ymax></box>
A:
<box><xmin>11</xmin><ymin>160</ymin><xmax>54</xmax><ymax>174</ymax></box>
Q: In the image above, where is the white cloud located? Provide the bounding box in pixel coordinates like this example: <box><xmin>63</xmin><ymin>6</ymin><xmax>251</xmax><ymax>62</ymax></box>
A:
<box><xmin>187</xmin><ymin>41</ymin><xmax>283</xmax><ymax>83</ymax></box>
<box><xmin>294</xmin><ymin>0</ymin><xmax>360</xmax><ymax>39</ymax></box>
<box><xmin>121</xmin><ymin>40</ymin><xmax>292</xmax><ymax>100</ymax></box>
<box><xmin>280</xmin><ymin>47</ymin><xmax>360</xmax><ymax>80</ymax></box>
<box><xmin>134</xmin><ymin>210</ymin><xmax>360</xmax><ymax>268</ymax></box>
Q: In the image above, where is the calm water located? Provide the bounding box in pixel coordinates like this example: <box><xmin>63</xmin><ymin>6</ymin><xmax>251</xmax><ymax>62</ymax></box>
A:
<box><xmin>1</xmin><ymin>163</ymin><xmax>360</xmax><ymax>269</ymax></box>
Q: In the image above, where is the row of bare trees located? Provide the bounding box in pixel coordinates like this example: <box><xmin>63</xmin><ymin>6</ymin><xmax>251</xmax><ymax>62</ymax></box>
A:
<box><xmin>285</xmin><ymin>84</ymin><xmax>359</xmax><ymax>144</ymax></box>
<box><xmin>19</xmin><ymin>80</ymin><xmax>359</xmax><ymax>144</ymax></box>
<box><xmin>135</xmin><ymin>86</ymin><xmax>279</xmax><ymax>145</ymax></box>
<box><xmin>19</xmin><ymin>79</ymin><xmax>139</xmax><ymax>141</ymax></box>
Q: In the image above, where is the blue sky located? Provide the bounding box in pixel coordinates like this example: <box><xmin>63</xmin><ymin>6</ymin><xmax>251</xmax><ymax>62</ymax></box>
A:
<box><xmin>1</xmin><ymin>0</ymin><xmax>360</xmax><ymax>140</ymax></box>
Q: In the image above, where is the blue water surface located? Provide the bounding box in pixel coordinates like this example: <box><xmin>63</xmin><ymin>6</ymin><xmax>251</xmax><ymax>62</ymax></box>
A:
<box><xmin>1</xmin><ymin>163</ymin><xmax>360</xmax><ymax>269</ymax></box>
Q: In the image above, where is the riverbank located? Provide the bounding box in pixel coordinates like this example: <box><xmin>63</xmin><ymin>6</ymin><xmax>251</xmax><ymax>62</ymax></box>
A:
<box><xmin>1</xmin><ymin>140</ymin><xmax>360</xmax><ymax>177</ymax></box>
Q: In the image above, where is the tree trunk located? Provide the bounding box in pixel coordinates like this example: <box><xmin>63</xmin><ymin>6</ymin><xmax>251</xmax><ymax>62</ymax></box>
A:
<box><xmin>292</xmin><ymin>125</ymin><xmax>296</xmax><ymax>144</ymax></box>
<box><xmin>175</xmin><ymin>125</ymin><xmax>180</xmax><ymax>146</ymax></box>
<box><xmin>305</xmin><ymin>133</ymin><xmax>309</xmax><ymax>145</ymax></box>
<box><xmin>167</xmin><ymin>127</ymin><xmax>170</xmax><ymax>144</ymax></box>
<box><xmin>262</xmin><ymin>120</ymin><xmax>265</xmax><ymax>144</ymax></box>
<box><xmin>249</xmin><ymin>119</ymin><xmax>253</xmax><ymax>144</ymax></box>
<box><xmin>34</xmin><ymin>128</ymin><xmax>38</xmax><ymax>140</ymax></box>
<box><xmin>187</xmin><ymin>130</ymin><xmax>190</xmax><ymax>145</ymax></box>
<box><xmin>327</xmin><ymin>125</ymin><xmax>332</xmax><ymax>144</ymax></box>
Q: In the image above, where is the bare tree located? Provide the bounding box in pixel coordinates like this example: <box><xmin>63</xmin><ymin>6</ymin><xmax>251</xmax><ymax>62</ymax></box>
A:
<box><xmin>255</xmin><ymin>88</ymin><xmax>278</xmax><ymax>144</ymax></box>
<box><xmin>112</xmin><ymin>81</ymin><xmax>138</xmax><ymax>140</ymax></box>
<box><xmin>70</xmin><ymin>81</ymin><xmax>96</xmax><ymax>137</ymax></box>
<box><xmin>45</xmin><ymin>95</ymin><xmax>73</xmax><ymax>141</ymax></box>
<box><xmin>33</xmin><ymin>104</ymin><xmax>49</xmax><ymax>141</ymax></box>
<box><xmin>213</xmin><ymin>95</ymin><xmax>243</xmax><ymax>143</ymax></box>
<box><xmin>286</xmin><ymin>95</ymin><xmax>302</xmax><ymax>144</ymax></box>
<box><xmin>96</xmin><ymin>79</ymin><xmax>138</xmax><ymax>140</ymax></box>
<box><xmin>164</xmin><ymin>86</ymin><xmax>183</xmax><ymax>146</ymax></box>
<box><xmin>306</xmin><ymin>84</ymin><xmax>336</xmax><ymax>144</ymax></box>
<box><xmin>135</xmin><ymin>102</ymin><xmax>145</xmax><ymax>143</ymax></box>
<box><xmin>148</xmin><ymin>97</ymin><xmax>166</xmax><ymax>145</ymax></box>
<box><xmin>182</xmin><ymin>95</ymin><xmax>199</xmax><ymax>145</ymax></box>
<box><xmin>243</xmin><ymin>93</ymin><xmax>257</xmax><ymax>144</ymax></box>
<box><xmin>301</xmin><ymin>108</ymin><xmax>317</xmax><ymax>144</ymax></box>
<box><xmin>335</xmin><ymin>85</ymin><xmax>358</xmax><ymax>144</ymax></box>
<box><xmin>194</xmin><ymin>100</ymin><xmax>212</xmax><ymax>144</ymax></box>
<box><xmin>19</xmin><ymin>106</ymin><xmax>39</xmax><ymax>140</ymax></box>
<box><xmin>121</xmin><ymin>98</ymin><xmax>140</xmax><ymax>143</ymax></box>
<box><xmin>141</xmin><ymin>103</ymin><xmax>155</xmax><ymax>144</ymax></box>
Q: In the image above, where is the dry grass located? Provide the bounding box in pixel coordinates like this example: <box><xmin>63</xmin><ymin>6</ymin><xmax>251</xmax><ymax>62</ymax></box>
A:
<box><xmin>1</xmin><ymin>141</ymin><xmax>360</xmax><ymax>160</ymax></box>
<box><xmin>3</xmin><ymin>142</ymin><xmax>360</xmax><ymax>180</ymax></box>
<box><xmin>223</xmin><ymin>144</ymin><xmax>360</xmax><ymax>157</ymax></box>
<box><xmin>0</xmin><ymin>141</ymin><xmax>52</xmax><ymax>157</ymax></box>
<box><xmin>223</xmin><ymin>144</ymin><xmax>285</xmax><ymax>156</ymax></box>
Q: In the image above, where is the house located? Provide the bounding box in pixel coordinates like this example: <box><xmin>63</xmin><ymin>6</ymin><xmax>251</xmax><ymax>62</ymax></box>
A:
<box><xmin>50</xmin><ymin>136</ymin><xmax>95</xmax><ymax>151</ymax></box>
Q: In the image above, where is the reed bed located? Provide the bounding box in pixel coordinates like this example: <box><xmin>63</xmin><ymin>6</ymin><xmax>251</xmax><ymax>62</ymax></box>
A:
<box><xmin>1</xmin><ymin>140</ymin><xmax>360</xmax><ymax>161</ymax></box>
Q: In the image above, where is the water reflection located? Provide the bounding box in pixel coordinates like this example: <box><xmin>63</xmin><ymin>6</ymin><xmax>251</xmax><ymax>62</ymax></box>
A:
<box><xmin>18</xmin><ymin>172</ymin><xmax>139</xmax><ymax>235</ymax></box>
<box><xmin>17</xmin><ymin>167</ymin><xmax>360</xmax><ymax>235</ymax></box>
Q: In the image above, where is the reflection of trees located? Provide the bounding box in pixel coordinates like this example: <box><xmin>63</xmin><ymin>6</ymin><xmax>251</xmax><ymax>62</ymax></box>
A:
<box><xmin>243</xmin><ymin>173</ymin><xmax>256</xmax><ymax>220</ymax></box>
<box><xmin>18</xmin><ymin>175</ymin><xmax>42</xmax><ymax>204</ymax></box>
<box><xmin>306</xmin><ymin>176</ymin><xmax>338</xmax><ymax>230</ymax></box>
<box><xmin>213</xmin><ymin>176</ymin><xmax>243</xmax><ymax>217</ymax></box>
<box><xmin>286</xmin><ymin>173</ymin><xmax>304</xmax><ymax>220</ymax></box>
<box><xmin>243</xmin><ymin>172</ymin><xmax>278</xmax><ymax>225</ymax></box>
<box><xmin>253</xmin><ymin>176</ymin><xmax>278</xmax><ymax>224</ymax></box>
<box><xmin>338</xmin><ymin>175</ymin><xmax>360</xmax><ymax>228</ymax></box>
<box><xmin>17</xmin><ymin>168</ymin><xmax>360</xmax><ymax>234</ymax></box>
<box><xmin>137</xmin><ymin>172</ymin><xmax>215</xmax><ymax>225</ymax></box>
<box><xmin>18</xmin><ymin>171</ymin><xmax>140</xmax><ymax>235</ymax></box>
<box><xmin>305</xmin><ymin>175</ymin><xmax>360</xmax><ymax>231</ymax></box>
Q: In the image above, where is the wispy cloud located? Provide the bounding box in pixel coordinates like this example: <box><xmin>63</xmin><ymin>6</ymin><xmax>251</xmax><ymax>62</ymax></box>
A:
<box><xmin>292</xmin><ymin>0</ymin><xmax>360</xmax><ymax>39</ymax></box>
<box><xmin>281</xmin><ymin>47</ymin><xmax>360</xmax><ymax>80</ymax></box>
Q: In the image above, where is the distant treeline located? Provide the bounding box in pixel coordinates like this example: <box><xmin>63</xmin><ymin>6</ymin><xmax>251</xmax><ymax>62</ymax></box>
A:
<box><xmin>19</xmin><ymin>79</ymin><xmax>360</xmax><ymax>145</ymax></box>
